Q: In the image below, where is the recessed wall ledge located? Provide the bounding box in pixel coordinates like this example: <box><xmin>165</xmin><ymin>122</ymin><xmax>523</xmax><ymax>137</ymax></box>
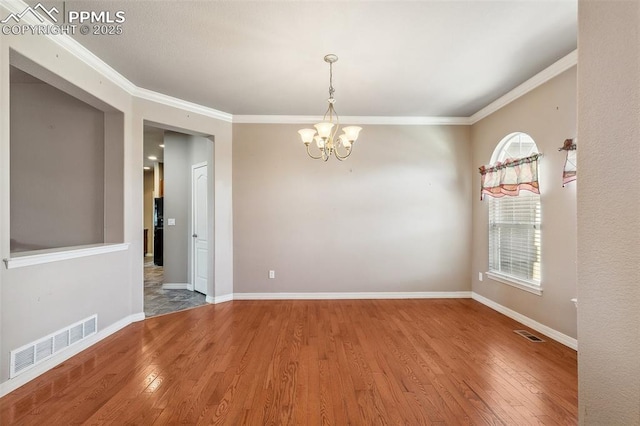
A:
<box><xmin>3</xmin><ymin>243</ymin><xmax>130</xmax><ymax>269</ymax></box>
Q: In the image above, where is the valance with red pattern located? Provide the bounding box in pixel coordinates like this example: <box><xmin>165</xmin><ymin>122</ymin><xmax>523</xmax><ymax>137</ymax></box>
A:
<box><xmin>479</xmin><ymin>154</ymin><xmax>541</xmax><ymax>200</ymax></box>
<box><xmin>558</xmin><ymin>138</ymin><xmax>576</xmax><ymax>186</ymax></box>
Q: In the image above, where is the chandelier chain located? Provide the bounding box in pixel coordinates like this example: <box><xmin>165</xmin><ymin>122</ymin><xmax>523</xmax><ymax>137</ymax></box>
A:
<box><xmin>329</xmin><ymin>61</ymin><xmax>335</xmax><ymax>100</ymax></box>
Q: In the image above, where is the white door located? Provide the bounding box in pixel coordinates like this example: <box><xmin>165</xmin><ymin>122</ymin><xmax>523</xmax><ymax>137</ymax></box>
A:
<box><xmin>192</xmin><ymin>163</ymin><xmax>208</xmax><ymax>295</ymax></box>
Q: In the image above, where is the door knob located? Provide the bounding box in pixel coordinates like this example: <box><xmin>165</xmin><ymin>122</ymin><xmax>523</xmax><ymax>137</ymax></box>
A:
<box><xmin>192</xmin><ymin>234</ymin><xmax>198</xmax><ymax>238</ymax></box>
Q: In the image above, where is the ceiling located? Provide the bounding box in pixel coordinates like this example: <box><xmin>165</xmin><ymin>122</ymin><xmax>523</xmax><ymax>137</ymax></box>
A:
<box><xmin>38</xmin><ymin>0</ymin><xmax>576</xmax><ymax>118</ymax></box>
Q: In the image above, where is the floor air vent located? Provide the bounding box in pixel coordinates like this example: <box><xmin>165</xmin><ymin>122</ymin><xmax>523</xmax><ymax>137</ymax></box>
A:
<box><xmin>10</xmin><ymin>314</ymin><xmax>98</xmax><ymax>378</ymax></box>
<box><xmin>514</xmin><ymin>329</ymin><xmax>545</xmax><ymax>342</ymax></box>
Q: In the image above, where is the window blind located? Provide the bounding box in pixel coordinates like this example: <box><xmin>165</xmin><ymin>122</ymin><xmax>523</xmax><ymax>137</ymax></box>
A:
<box><xmin>488</xmin><ymin>192</ymin><xmax>541</xmax><ymax>284</ymax></box>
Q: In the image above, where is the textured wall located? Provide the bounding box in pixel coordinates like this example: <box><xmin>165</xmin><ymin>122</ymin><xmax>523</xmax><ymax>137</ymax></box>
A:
<box><xmin>163</xmin><ymin>132</ymin><xmax>191</xmax><ymax>284</ymax></box>
<box><xmin>10</xmin><ymin>80</ymin><xmax>105</xmax><ymax>251</ymax></box>
<box><xmin>163</xmin><ymin>132</ymin><xmax>211</xmax><ymax>286</ymax></box>
<box><xmin>143</xmin><ymin>170</ymin><xmax>154</xmax><ymax>254</ymax></box>
<box><xmin>233</xmin><ymin>124</ymin><xmax>472</xmax><ymax>294</ymax></box>
<box><xmin>577</xmin><ymin>1</ymin><xmax>640</xmax><ymax>423</ymax></box>
<box><xmin>471</xmin><ymin>68</ymin><xmax>578</xmax><ymax>339</ymax></box>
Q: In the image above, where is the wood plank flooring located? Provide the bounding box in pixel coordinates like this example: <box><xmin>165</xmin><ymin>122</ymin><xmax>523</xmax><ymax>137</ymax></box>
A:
<box><xmin>0</xmin><ymin>299</ymin><xmax>578</xmax><ymax>425</ymax></box>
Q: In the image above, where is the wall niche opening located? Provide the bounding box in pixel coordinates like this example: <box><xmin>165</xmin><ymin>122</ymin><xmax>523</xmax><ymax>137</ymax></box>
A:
<box><xmin>9</xmin><ymin>50</ymin><xmax>124</xmax><ymax>254</ymax></box>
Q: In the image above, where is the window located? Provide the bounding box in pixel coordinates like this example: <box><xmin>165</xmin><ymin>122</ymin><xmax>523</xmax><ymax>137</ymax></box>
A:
<box><xmin>487</xmin><ymin>133</ymin><xmax>541</xmax><ymax>293</ymax></box>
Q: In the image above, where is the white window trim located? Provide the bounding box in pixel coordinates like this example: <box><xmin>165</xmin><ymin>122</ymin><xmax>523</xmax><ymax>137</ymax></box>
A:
<box><xmin>486</xmin><ymin>132</ymin><xmax>542</xmax><ymax>295</ymax></box>
<box><xmin>486</xmin><ymin>271</ymin><xmax>543</xmax><ymax>296</ymax></box>
<box><xmin>3</xmin><ymin>243</ymin><xmax>130</xmax><ymax>269</ymax></box>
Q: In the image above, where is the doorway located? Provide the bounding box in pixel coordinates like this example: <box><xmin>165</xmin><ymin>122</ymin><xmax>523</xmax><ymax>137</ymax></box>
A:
<box><xmin>142</xmin><ymin>125</ymin><xmax>213</xmax><ymax>317</ymax></box>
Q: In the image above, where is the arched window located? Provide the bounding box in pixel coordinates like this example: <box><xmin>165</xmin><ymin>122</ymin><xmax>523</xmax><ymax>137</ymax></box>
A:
<box><xmin>487</xmin><ymin>133</ymin><xmax>541</xmax><ymax>291</ymax></box>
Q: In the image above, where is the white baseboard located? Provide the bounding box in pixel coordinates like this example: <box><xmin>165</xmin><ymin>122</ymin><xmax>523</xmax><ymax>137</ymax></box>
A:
<box><xmin>233</xmin><ymin>291</ymin><xmax>472</xmax><ymax>300</ymax></box>
<box><xmin>206</xmin><ymin>294</ymin><xmax>233</xmax><ymax>304</ymax></box>
<box><xmin>162</xmin><ymin>283</ymin><xmax>189</xmax><ymax>290</ymax></box>
<box><xmin>0</xmin><ymin>312</ymin><xmax>145</xmax><ymax>398</ymax></box>
<box><xmin>130</xmin><ymin>312</ymin><xmax>146</xmax><ymax>322</ymax></box>
<box><xmin>471</xmin><ymin>292</ymin><xmax>577</xmax><ymax>350</ymax></box>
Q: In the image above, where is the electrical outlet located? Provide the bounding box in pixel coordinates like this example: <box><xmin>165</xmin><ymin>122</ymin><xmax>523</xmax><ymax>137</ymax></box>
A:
<box><xmin>478</xmin><ymin>272</ymin><xmax>483</xmax><ymax>281</ymax></box>
<box><xmin>268</xmin><ymin>270</ymin><xmax>275</xmax><ymax>279</ymax></box>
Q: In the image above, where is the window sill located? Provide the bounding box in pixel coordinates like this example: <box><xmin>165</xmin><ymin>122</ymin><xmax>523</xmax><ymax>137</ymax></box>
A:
<box><xmin>486</xmin><ymin>271</ymin><xmax>543</xmax><ymax>296</ymax></box>
<box><xmin>3</xmin><ymin>243</ymin><xmax>130</xmax><ymax>269</ymax></box>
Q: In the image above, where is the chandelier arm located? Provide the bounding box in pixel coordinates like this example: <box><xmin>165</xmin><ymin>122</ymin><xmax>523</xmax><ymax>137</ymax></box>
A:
<box><xmin>305</xmin><ymin>144</ymin><xmax>324</xmax><ymax>160</ymax></box>
<box><xmin>323</xmin><ymin>104</ymin><xmax>331</xmax><ymax>122</ymax></box>
<box><xmin>330</xmin><ymin>106</ymin><xmax>340</xmax><ymax>142</ymax></box>
<box><xmin>323</xmin><ymin>102</ymin><xmax>338</xmax><ymax>123</ymax></box>
<box><xmin>334</xmin><ymin>145</ymin><xmax>353</xmax><ymax>161</ymax></box>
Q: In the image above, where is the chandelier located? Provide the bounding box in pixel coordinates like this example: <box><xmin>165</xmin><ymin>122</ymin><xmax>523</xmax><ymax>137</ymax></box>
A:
<box><xmin>298</xmin><ymin>54</ymin><xmax>362</xmax><ymax>161</ymax></box>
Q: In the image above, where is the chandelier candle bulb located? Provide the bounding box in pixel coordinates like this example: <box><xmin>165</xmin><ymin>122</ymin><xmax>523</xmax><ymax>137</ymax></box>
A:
<box><xmin>298</xmin><ymin>129</ymin><xmax>316</xmax><ymax>145</ymax></box>
<box><xmin>339</xmin><ymin>134</ymin><xmax>351</xmax><ymax>149</ymax></box>
<box><xmin>314</xmin><ymin>135</ymin><xmax>325</xmax><ymax>148</ymax></box>
<box><xmin>314</xmin><ymin>122</ymin><xmax>334</xmax><ymax>139</ymax></box>
<box><xmin>297</xmin><ymin>54</ymin><xmax>362</xmax><ymax>161</ymax></box>
<box><xmin>342</xmin><ymin>126</ymin><xmax>362</xmax><ymax>142</ymax></box>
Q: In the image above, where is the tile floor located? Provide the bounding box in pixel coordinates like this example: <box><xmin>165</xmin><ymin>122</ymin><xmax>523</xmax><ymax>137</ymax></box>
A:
<box><xmin>144</xmin><ymin>260</ymin><xmax>207</xmax><ymax>317</ymax></box>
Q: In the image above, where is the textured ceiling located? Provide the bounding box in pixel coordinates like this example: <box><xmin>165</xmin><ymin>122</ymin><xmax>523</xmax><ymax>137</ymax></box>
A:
<box><xmin>38</xmin><ymin>1</ymin><xmax>577</xmax><ymax>117</ymax></box>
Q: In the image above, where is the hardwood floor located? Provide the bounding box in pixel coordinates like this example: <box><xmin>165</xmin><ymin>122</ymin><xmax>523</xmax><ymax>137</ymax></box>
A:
<box><xmin>0</xmin><ymin>299</ymin><xmax>577</xmax><ymax>425</ymax></box>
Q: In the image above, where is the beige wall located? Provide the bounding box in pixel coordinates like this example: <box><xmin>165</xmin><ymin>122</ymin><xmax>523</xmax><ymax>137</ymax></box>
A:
<box><xmin>163</xmin><ymin>132</ymin><xmax>211</xmax><ymax>286</ymax></box>
<box><xmin>143</xmin><ymin>170</ymin><xmax>154</xmax><ymax>254</ymax></box>
<box><xmin>163</xmin><ymin>132</ymin><xmax>190</xmax><ymax>284</ymax></box>
<box><xmin>233</xmin><ymin>124</ymin><xmax>472</xmax><ymax>294</ymax></box>
<box><xmin>10</xmin><ymin>79</ymin><xmax>105</xmax><ymax>251</ymax></box>
<box><xmin>103</xmin><ymin>112</ymin><xmax>125</xmax><ymax>244</ymax></box>
<box><xmin>470</xmin><ymin>67</ymin><xmax>578</xmax><ymax>339</ymax></box>
<box><xmin>577</xmin><ymin>1</ymin><xmax>640</xmax><ymax>423</ymax></box>
<box><xmin>0</xmin><ymin>7</ymin><xmax>233</xmax><ymax>386</ymax></box>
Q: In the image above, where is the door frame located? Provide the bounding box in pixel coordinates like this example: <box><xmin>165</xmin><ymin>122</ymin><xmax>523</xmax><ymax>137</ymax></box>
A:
<box><xmin>140</xmin><ymin>120</ymin><xmax>217</xmax><ymax>311</ymax></box>
<box><xmin>190</xmin><ymin>161</ymin><xmax>208</xmax><ymax>295</ymax></box>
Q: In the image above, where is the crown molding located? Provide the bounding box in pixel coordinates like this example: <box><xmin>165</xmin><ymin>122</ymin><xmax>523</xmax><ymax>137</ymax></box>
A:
<box><xmin>48</xmin><ymin>35</ymin><xmax>232</xmax><ymax>121</ymax></box>
<box><xmin>469</xmin><ymin>49</ymin><xmax>577</xmax><ymax>124</ymax></box>
<box><xmin>50</xmin><ymin>35</ymin><xmax>138</xmax><ymax>94</ymax></box>
<box><xmin>5</xmin><ymin>0</ymin><xmax>576</xmax><ymax>127</ymax></box>
<box><xmin>134</xmin><ymin>87</ymin><xmax>233</xmax><ymax>122</ymax></box>
<box><xmin>232</xmin><ymin>115</ymin><xmax>471</xmax><ymax>125</ymax></box>
<box><xmin>233</xmin><ymin>115</ymin><xmax>326</xmax><ymax>124</ymax></box>
<box><xmin>2</xmin><ymin>0</ymin><xmax>137</xmax><ymax>94</ymax></box>
<box><xmin>4</xmin><ymin>0</ymin><xmax>232</xmax><ymax>122</ymax></box>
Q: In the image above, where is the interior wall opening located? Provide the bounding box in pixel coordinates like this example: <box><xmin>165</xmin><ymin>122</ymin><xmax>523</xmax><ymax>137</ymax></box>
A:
<box><xmin>142</xmin><ymin>122</ymin><xmax>213</xmax><ymax>317</ymax></box>
<box><xmin>8</xmin><ymin>50</ymin><xmax>124</xmax><ymax>256</ymax></box>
